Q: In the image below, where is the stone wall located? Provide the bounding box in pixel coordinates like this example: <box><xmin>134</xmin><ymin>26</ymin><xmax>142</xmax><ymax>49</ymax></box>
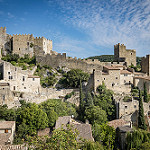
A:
<box><xmin>36</xmin><ymin>54</ymin><xmax>108</xmax><ymax>73</ymax></box>
<box><xmin>141</xmin><ymin>55</ymin><xmax>150</xmax><ymax>75</ymax></box>
<box><xmin>114</xmin><ymin>43</ymin><xmax>136</xmax><ymax>66</ymax></box>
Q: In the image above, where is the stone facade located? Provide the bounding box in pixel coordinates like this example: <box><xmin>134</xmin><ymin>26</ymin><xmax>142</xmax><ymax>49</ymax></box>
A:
<box><xmin>141</xmin><ymin>55</ymin><xmax>150</xmax><ymax>75</ymax></box>
<box><xmin>114</xmin><ymin>43</ymin><xmax>136</xmax><ymax>66</ymax></box>
<box><xmin>93</xmin><ymin>66</ymin><xmax>132</xmax><ymax>93</ymax></box>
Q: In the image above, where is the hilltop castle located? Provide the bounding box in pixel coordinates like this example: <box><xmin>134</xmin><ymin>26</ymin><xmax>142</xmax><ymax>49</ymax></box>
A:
<box><xmin>0</xmin><ymin>27</ymin><xmax>58</xmax><ymax>57</ymax></box>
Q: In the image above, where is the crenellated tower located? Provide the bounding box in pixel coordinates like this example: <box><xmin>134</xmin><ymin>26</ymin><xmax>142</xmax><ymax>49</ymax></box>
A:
<box><xmin>114</xmin><ymin>43</ymin><xmax>136</xmax><ymax>66</ymax></box>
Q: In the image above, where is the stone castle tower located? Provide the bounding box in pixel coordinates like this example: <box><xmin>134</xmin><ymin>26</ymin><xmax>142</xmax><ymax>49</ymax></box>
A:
<box><xmin>0</xmin><ymin>27</ymin><xmax>12</xmax><ymax>57</ymax></box>
<box><xmin>114</xmin><ymin>43</ymin><xmax>136</xmax><ymax>66</ymax></box>
<box><xmin>141</xmin><ymin>55</ymin><xmax>150</xmax><ymax>75</ymax></box>
<box><xmin>0</xmin><ymin>27</ymin><xmax>53</xmax><ymax>57</ymax></box>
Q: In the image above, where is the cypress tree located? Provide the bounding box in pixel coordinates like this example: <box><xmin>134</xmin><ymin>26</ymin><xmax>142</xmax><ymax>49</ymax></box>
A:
<box><xmin>86</xmin><ymin>92</ymin><xmax>94</xmax><ymax>107</ymax></box>
<box><xmin>144</xmin><ymin>82</ymin><xmax>148</xmax><ymax>102</ymax></box>
<box><xmin>138</xmin><ymin>90</ymin><xmax>146</xmax><ymax>130</ymax></box>
<box><xmin>79</xmin><ymin>79</ymin><xmax>85</xmax><ymax>121</ymax></box>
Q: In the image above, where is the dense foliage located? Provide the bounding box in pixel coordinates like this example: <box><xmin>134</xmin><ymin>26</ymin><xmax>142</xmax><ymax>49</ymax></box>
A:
<box><xmin>1</xmin><ymin>54</ymin><xmax>36</xmax><ymax>70</ymax></box>
<box><xmin>60</xmin><ymin>69</ymin><xmax>89</xmax><ymax>88</ymax></box>
<box><xmin>0</xmin><ymin>99</ymin><xmax>77</xmax><ymax>144</ymax></box>
<box><xmin>34</xmin><ymin>65</ymin><xmax>57</xmax><ymax>87</ymax></box>
<box><xmin>126</xmin><ymin>129</ymin><xmax>150</xmax><ymax>150</ymax></box>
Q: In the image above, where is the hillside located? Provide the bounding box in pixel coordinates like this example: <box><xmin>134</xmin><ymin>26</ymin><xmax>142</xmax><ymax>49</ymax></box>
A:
<box><xmin>87</xmin><ymin>55</ymin><xmax>114</xmax><ymax>62</ymax></box>
<box><xmin>87</xmin><ymin>55</ymin><xmax>142</xmax><ymax>65</ymax></box>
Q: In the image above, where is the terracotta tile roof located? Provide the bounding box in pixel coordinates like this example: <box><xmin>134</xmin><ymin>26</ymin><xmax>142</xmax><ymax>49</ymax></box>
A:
<box><xmin>55</xmin><ymin>116</ymin><xmax>94</xmax><ymax>141</ymax></box>
<box><xmin>38</xmin><ymin>128</ymin><xmax>50</xmax><ymax>136</ymax></box>
<box><xmin>55</xmin><ymin>116</ymin><xmax>71</xmax><ymax>129</ymax></box>
<box><xmin>0</xmin><ymin>121</ymin><xmax>15</xmax><ymax>129</ymax></box>
<box><xmin>0</xmin><ymin>83</ymin><xmax>9</xmax><ymax>86</ymax></box>
<box><xmin>108</xmin><ymin>119</ymin><xmax>129</xmax><ymax>129</ymax></box>
<box><xmin>28</xmin><ymin>75</ymin><xmax>40</xmax><ymax>78</ymax></box>
<box><xmin>73</xmin><ymin>124</ymin><xmax>94</xmax><ymax>141</ymax></box>
<box><xmin>0</xmin><ymin>133</ymin><xmax>11</xmax><ymax>145</ymax></box>
<box><xmin>104</xmin><ymin>66</ymin><xmax>120</xmax><ymax>70</ymax></box>
<box><xmin>120</xmin><ymin>70</ymin><xmax>132</xmax><ymax>74</ymax></box>
<box><xmin>134</xmin><ymin>76</ymin><xmax>150</xmax><ymax>81</ymax></box>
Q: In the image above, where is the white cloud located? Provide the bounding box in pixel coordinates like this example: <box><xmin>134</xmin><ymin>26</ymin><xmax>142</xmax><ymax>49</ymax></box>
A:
<box><xmin>48</xmin><ymin>0</ymin><xmax>150</xmax><ymax>56</ymax></box>
<box><xmin>7</xmin><ymin>12</ymin><xmax>15</xmax><ymax>18</ymax></box>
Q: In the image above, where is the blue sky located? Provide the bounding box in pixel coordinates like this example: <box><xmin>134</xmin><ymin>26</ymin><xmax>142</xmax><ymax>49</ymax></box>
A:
<box><xmin>0</xmin><ymin>0</ymin><xmax>150</xmax><ymax>58</ymax></box>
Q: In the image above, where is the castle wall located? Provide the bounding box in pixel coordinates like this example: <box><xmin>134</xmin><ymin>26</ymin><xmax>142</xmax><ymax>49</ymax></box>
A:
<box><xmin>34</xmin><ymin>37</ymin><xmax>52</xmax><ymax>55</ymax></box>
<box><xmin>36</xmin><ymin>54</ymin><xmax>106</xmax><ymax>73</ymax></box>
<box><xmin>141</xmin><ymin>55</ymin><xmax>150</xmax><ymax>75</ymax></box>
<box><xmin>12</xmin><ymin>34</ymin><xmax>34</xmax><ymax>57</ymax></box>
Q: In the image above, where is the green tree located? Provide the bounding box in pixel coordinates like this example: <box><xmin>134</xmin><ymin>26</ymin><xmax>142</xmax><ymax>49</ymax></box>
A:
<box><xmin>85</xmin><ymin>106</ymin><xmax>107</xmax><ymax>125</ymax></box>
<box><xmin>27</xmin><ymin>125</ymin><xmax>78</xmax><ymax>150</ymax></box>
<box><xmin>144</xmin><ymin>82</ymin><xmax>148</xmax><ymax>102</ymax></box>
<box><xmin>126</xmin><ymin>129</ymin><xmax>150</xmax><ymax>150</ymax></box>
<box><xmin>85</xmin><ymin>92</ymin><xmax>94</xmax><ymax>107</ymax></box>
<box><xmin>60</xmin><ymin>69</ymin><xmax>89</xmax><ymax>88</ymax></box>
<box><xmin>138</xmin><ymin>90</ymin><xmax>146</xmax><ymax>130</ymax></box>
<box><xmin>92</xmin><ymin>123</ymin><xmax>116</xmax><ymax>150</ymax></box>
<box><xmin>95</xmin><ymin>84</ymin><xmax>115</xmax><ymax>121</ymax></box>
<box><xmin>17</xmin><ymin>103</ymin><xmax>49</xmax><ymax>136</ymax></box>
<box><xmin>78</xmin><ymin>80</ymin><xmax>85</xmax><ymax>121</ymax></box>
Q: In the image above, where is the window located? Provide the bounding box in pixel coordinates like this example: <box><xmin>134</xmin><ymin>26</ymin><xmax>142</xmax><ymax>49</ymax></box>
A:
<box><xmin>104</xmin><ymin>78</ymin><xmax>105</xmax><ymax>80</ymax></box>
<box><xmin>125</xmin><ymin>106</ymin><xmax>127</xmax><ymax>109</ymax></box>
<box><xmin>8</xmin><ymin>72</ymin><xmax>10</xmax><ymax>75</ymax></box>
<box><xmin>124</xmin><ymin>74</ymin><xmax>128</xmax><ymax>76</ymax></box>
<box><xmin>116</xmin><ymin>77</ymin><xmax>118</xmax><ymax>79</ymax></box>
<box><xmin>149</xmin><ymin>105</ymin><xmax>150</xmax><ymax>110</ymax></box>
<box><xmin>9</xmin><ymin>76</ymin><xmax>13</xmax><ymax>79</ymax></box>
<box><xmin>5</xmin><ymin>129</ymin><xmax>8</xmax><ymax>133</ymax></box>
<box><xmin>19</xmin><ymin>48</ymin><xmax>20</xmax><ymax>50</ymax></box>
<box><xmin>134</xmin><ymin>105</ymin><xmax>136</xmax><ymax>108</ymax></box>
<box><xmin>13</xmin><ymin>86</ymin><xmax>15</xmax><ymax>91</ymax></box>
<box><xmin>23</xmin><ymin>76</ymin><xmax>25</xmax><ymax>81</ymax></box>
<box><xmin>33</xmin><ymin>78</ymin><xmax>35</xmax><ymax>81</ymax></box>
<box><xmin>131</xmin><ymin>53</ymin><xmax>132</xmax><ymax>55</ymax></box>
<box><xmin>24</xmin><ymin>87</ymin><xmax>26</xmax><ymax>89</ymax></box>
<box><xmin>97</xmin><ymin>80</ymin><xmax>99</xmax><ymax>82</ymax></box>
<box><xmin>27</xmin><ymin>42</ymin><xmax>29</xmax><ymax>46</ymax></box>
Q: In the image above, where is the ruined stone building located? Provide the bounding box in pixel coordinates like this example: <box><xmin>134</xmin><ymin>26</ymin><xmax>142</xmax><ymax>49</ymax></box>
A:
<box><xmin>114</xmin><ymin>43</ymin><xmax>136</xmax><ymax>66</ymax></box>
<box><xmin>141</xmin><ymin>55</ymin><xmax>150</xmax><ymax>75</ymax></box>
<box><xmin>0</xmin><ymin>27</ymin><xmax>54</xmax><ymax>57</ymax></box>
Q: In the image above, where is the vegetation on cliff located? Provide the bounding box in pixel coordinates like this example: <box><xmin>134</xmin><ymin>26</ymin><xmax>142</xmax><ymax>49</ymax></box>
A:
<box><xmin>60</xmin><ymin>69</ymin><xmax>90</xmax><ymax>88</ymax></box>
<box><xmin>1</xmin><ymin>54</ymin><xmax>36</xmax><ymax>70</ymax></box>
